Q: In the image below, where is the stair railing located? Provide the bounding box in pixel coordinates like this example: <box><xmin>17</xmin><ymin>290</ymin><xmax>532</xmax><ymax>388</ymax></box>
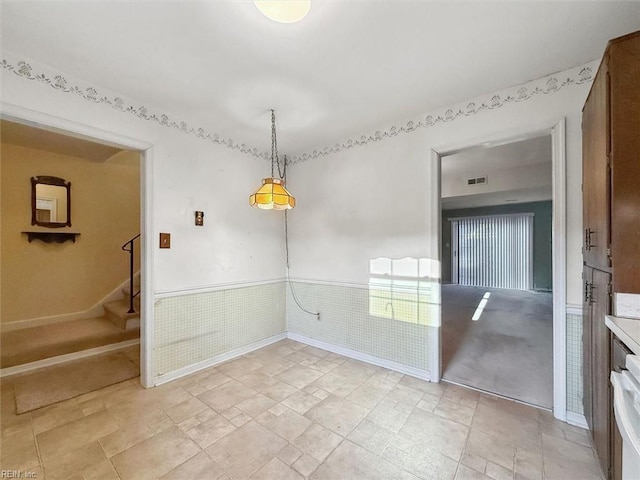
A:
<box><xmin>121</xmin><ymin>234</ymin><xmax>141</xmax><ymax>314</ymax></box>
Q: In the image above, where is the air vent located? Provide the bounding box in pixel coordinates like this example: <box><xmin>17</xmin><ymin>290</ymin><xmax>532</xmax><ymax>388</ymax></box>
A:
<box><xmin>467</xmin><ymin>176</ymin><xmax>487</xmax><ymax>186</ymax></box>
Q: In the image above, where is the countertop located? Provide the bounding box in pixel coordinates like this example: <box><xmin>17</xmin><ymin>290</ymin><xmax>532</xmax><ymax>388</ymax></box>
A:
<box><xmin>606</xmin><ymin>315</ymin><xmax>640</xmax><ymax>355</ymax></box>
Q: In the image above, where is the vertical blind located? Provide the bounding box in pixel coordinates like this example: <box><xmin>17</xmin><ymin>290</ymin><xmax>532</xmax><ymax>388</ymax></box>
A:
<box><xmin>452</xmin><ymin>213</ymin><xmax>534</xmax><ymax>290</ymax></box>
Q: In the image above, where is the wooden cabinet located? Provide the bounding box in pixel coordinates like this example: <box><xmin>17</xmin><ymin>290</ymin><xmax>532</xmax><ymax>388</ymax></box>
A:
<box><xmin>582</xmin><ymin>30</ymin><xmax>640</xmax><ymax>479</ymax></box>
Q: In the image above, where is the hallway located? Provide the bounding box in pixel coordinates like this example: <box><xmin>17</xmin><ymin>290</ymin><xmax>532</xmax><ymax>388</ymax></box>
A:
<box><xmin>441</xmin><ymin>285</ymin><xmax>553</xmax><ymax>408</ymax></box>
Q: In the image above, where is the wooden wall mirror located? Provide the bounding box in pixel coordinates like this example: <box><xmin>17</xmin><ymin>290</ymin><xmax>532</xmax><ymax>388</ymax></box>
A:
<box><xmin>31</xmin><ymin>176</ymin><xmax>72</xmax><ymax>228</ymax></box>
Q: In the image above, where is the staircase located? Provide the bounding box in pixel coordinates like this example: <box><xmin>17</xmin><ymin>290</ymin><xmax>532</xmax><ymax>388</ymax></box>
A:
<box><xmin>103</xmin><ymin>275</ymin><xmax>141</xmax><ymax>330</ymax></box>
<box><xmin>104</xmin><ymin>233</ymin><xmax>141</xmax><ymax>330</ymax></box>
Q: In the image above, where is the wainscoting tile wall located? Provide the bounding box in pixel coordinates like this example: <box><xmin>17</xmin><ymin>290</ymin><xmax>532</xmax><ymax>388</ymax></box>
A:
<box><xmin>566</xmin><ymin>312</ymin><xmax>584</xmax><ymax>416</ymax></box>
<box><xmin>285</xmin><ymin>281</ymin><xmax>434</xmax><ymax>376</ymax></box>
<box><xmin>155</xmin><ymin>282</ymin><xmax>286</xmax><ymax>376</ymax></box>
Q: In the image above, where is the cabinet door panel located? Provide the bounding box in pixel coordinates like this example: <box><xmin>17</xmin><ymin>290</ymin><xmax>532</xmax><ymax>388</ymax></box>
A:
<box><xmin>582</xmin><ymin>267</ymin><xmax>593</xmax><ymax>431</ymax></box>
<box><xmin>582</xmin><ymin>66</ymin><xmax>611</xmax><ymax>270</ymax></box>
<box><xmin>591</xmin><ymin>269</ymin><xmax>612</xmax><ymax>477</ymax></box>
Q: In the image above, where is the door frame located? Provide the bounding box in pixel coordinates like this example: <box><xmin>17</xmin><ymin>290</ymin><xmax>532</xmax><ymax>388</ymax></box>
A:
<box><xmin>431</xmin><ymin>118</ymin><xmax>567</xmax><ymax>420</ymax></box>
<box><xmin>1</xmin><ymin>102</ymin><xmax>156</xmax><ymax>388</ymax></box>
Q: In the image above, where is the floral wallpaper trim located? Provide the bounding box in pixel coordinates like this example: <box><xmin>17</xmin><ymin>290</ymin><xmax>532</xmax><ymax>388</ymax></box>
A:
<box><xmin>1</xmin><ymin>55</ymin><xmax>269</xmax><ymax>161</ymax></box>
<box><xmin>2</xmin><ymin>53</ymin><xmax>595</xmax><ymax>165</ymax></box>
<box><xmin>289</xmin><ymin>62</ymin><xmax>596</xmax><ymax>164</ymax></box>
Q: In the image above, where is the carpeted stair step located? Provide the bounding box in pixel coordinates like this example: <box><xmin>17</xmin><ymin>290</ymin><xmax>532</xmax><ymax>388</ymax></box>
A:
<box><xmin>0</xmin><ymin>317</ymin><xmax>139</xmax><ymax>369</ymax></box>
<box><xmin>121</xmin><ymin>285</ymin><xmax>141</xmax><ymax>312</ymax></box>
<box><xmin>104</xmin><ymin>299</ymin><xmax>140</xmax><ymax>330</ymax></box>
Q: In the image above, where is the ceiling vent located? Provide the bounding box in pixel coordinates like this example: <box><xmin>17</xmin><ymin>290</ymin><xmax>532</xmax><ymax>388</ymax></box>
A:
<box><xmin>467</xmin><ymin>176</ymin><xmax>487</xmax><ymax>186</ymax></box>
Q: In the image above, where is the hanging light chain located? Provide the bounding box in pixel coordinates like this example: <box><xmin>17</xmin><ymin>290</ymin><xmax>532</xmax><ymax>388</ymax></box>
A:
<box><xmin>271</xmin><ymin>109</ymin><xmax>286</xmax><ymax>181</ymax></box>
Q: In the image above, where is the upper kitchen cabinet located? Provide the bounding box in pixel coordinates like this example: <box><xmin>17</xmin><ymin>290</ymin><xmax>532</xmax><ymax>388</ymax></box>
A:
<box><xmin>583</xmin><ymin>31</ymin><xmax>640</xmax><ymax>293</ymax></box>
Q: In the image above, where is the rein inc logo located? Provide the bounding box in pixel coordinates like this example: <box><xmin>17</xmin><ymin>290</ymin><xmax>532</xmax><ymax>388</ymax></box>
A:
<box><xmin>1</xmin><ymin>471</ymin><xmax>37</xmax><ymax>478</ymax></box>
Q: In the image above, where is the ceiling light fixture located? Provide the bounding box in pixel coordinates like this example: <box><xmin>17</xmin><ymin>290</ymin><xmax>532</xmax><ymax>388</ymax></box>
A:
<box><xmin>249</xmin><ymin>110</ymin><xmax>295</xmax><ymax>210</ymax></box>
<box><xmin>254</xmin><ymin>0</ymin><xmax>311</xmax><ymax>23</ymax></box>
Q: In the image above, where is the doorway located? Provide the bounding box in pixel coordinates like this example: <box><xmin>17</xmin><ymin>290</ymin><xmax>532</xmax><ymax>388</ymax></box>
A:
<box><xmin>0</xmin><ymin>107</ymin><xmax>154</xmax><ymax>392</ymax></box>
<box><xmin>436</xmin><ymin>130</ymin><xmax>561</xmax><ymax>411</ymax></box>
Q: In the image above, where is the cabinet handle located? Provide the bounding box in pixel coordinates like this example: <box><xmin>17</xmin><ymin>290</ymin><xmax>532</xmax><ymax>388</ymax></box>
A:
<box><xmin>585</xmin><ymin>228</ymin><xmax>595</xmax><ymax>250</ymax></box>
<box><xmin>584</xmin><ymin>281</ymin><xmax>595</xmax><ymax>305</ymax></box>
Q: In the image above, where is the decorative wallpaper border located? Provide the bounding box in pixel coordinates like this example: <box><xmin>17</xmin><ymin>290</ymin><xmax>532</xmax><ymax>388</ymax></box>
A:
<box><xmin>2</xmin><ymin>51</ymin><xmax>595</xmax><ymax>164</ymax></box>
<box><xmin>288</xmin><ymin>63</ymin><xmax>595</xmax><ymax>164</ymax></box>
<box><xmin>1</xmin><ymin>53</ymin><xmax>268</xmax><ymax>161</ymax></box>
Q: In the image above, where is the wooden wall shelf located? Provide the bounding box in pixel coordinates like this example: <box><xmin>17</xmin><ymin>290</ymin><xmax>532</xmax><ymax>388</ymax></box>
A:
<box><xmin>22</xmin><ymin>231</ymin><xmax>80</xmax><ymax>244</ymax></box>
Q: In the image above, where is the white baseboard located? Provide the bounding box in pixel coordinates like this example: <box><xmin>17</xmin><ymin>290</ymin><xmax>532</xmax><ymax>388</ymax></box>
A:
<box><xmin>2</xmin><ymin>273</ymin><xmax>140</xmax><ymax>332</ymax></box>
<box><xmin>154</xmin><ymin>332</ymin><xmax>287</xmax><ymax>386</ymax></box>
<box><xmin>0</xmin><ymin>339</ymin><xmax>140</xmax><ymax>377</ymax></box>
<box><xmin>566</xmin><ymin>411</ymin><xmax>589</xmax><ymax>430</ymax></box>
<box><xmin>286</xmin><ymin>332</ymin><xmax>431</xmax><ymax>382</ymax></box>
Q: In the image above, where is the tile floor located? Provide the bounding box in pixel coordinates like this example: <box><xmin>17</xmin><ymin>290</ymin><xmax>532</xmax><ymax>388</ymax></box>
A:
<box><xmin>1</xmin><ymin>339</ymin><xmax>603</xmax><ymax>480</ymax></box>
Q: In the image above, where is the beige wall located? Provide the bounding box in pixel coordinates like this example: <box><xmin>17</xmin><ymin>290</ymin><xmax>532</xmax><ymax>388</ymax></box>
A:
<box><xmin>1</xmin><ymin>143</ymin><xmax>140</xmax><ymax>323</ymax></box>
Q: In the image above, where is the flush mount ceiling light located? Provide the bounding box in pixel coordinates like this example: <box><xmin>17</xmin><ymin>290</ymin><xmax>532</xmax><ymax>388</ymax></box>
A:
<box><xmin>254</xmin><ymin>0</ymin><xmax>311</xmax><ymax>23</ymax></box>
<box><xmin>249</xmin><ymin>110</ymin><xmax>296</xmax><ymax>210</ymax></box>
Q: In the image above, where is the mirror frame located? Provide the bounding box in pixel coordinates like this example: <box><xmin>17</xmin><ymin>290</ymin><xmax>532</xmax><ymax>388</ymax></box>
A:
<box><xmin>31</xmin><ymin>176</ymin><xmax>72</xmax><ymax>228</ymax></box>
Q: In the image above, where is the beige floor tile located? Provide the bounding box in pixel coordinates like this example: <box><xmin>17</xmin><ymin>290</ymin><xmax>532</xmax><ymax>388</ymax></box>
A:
<box><xmin>278</xmin><ymin>443</ymin><xmax>304</xmax><ymax>465</ymax></box>
<box><xmin>347</xmin><ymin>378</ymin><xmax>395</xmax><ymax>409</ymax></box>
<box><xmin>442</xmin><ymin>384</ymin><xmax>480</xmax><ymax>409</ymax></box>
<box><xmin>251</xmin><ymin>457</ymin><xmax>304</xmax><ymax>480</ymax></box>
<box><xmin>164</xmin><ymin>396</ymin><xmax>209</xmax><ymax>424</ymax></box>
<box><xmin>514</xmin><ymin>446</ymin><xmax>542</xmax><ymax>480</ymax></box>
<box><xmin>43</xmin><ymin>441</ymin><xmax>109</xmax><ymax>480</ymax></box>
<box><xmin>366</xmin><ymin>402</ymin><xmax>410</xmax><ymax>433</ymax></box>
<box><xmin>294</xmin><ymin>454</ymin><xmax>321</xmax><ymax>477</ymax></box>
<box><xmin>99</xmin><ymin>421</ymin><xmax>156</xmax><ymax>457</ymax></box>
<box><xmin>37</xmin><ymin>410</ymin><xmax>119</xmax><ymax>464</ymax></box>
<box><xmin>111</xmin><ymin>426</ymin><xmax>200</xmax><ymax>480</ymax></box>
<box><xmin>236</xmin><ymin>393</ymin><xmax>277</xmax><ymax>417</ymax></box>
<box><xmin>262</xmin><ymin>380</ymin><xmax>299</xmax><ymax>402</ymax></box>
<box><xmin>1</xmin><ymin>427</ymin><xmax>40</xmax><ymax>471</ymax></box>
<box><xmin>277</xmin><ymin>365</ymin><xmax>325</xmax><ymax>389</ymax></box>
<box><xmin>266</xmin><ymin>408</ymin><xmax>312</xmax><ymax>441</ymax></box>
<box><xmin>311</xmin><ymin>371</ymin><xmax>349</xmax><ymax>393</ymax></box>
<box><xmin>433</xmin><ymin>397</ymin><xmax>476</xmax><ymax>426</ymax></box>
<box><xmin>282</xmin><ymin>389</ymin><xmax>323</xmax><ymax>414</ymax></box>
<box><xmin>310</xmin><ymin>439</ymin><xmax>410</xmax><ymax>480</ymax></box>
<box><xmin>302</xmin><ymin>346</ymin><xmax>331</xmax><ymax>358</ymax></box>
<box><xmin>541</xmin><ymin>432</ymin><xmax>602</xmax><ymax>479</ymax></box>
<box><xmin>348</xmin><ymin>419</ymin><xmax>395</xmax><ymax>455</ymax></box>
<box><xmin>82</xmin><ymin>459</ymin><xmax>121</xmax><ymax>480</ymax></box>
<box><xmin>206</xmin><ymin>421</ymin><xmax>287</xmax><ymax>478</ymax></box>
<box><xmin>306</xmin><ymin>395</ymin><xmax>369</xmax><ymax>436</ymax></box>
<box><xmin>399</xmin><ymin>375</ymin><xmax>447</xmax><ymax>397</ymax></box>
<box><xmin>485</xmin><ymin>460</ymin><xmax>513</xmax><ymax>480</ymax></box>
<box><xmin>293</xmin><ymin>422</ymin><xmax>343</xmax><ymax>462</ymax></box>
<box><xmin>456</xmin><ymin>464</ymin><xmax>493</xmax><ymax>480</ymax></box>
<box><xmin>217</xmin><ymin>357</ymin><xmax>263</xmax><ymax>379</ymax></box>
<box><xmin>384</xmin><ymin>383</ymin><xmax>425</xmax><ymax>408</ymax></box>
<box><xmin>236</xmin><ymin>370</ymin><xmax>278</xmax><ymax>389</ymax></box>
<box><xmin>186</xmin><ymin>413</ymin><xmax>236</xmax><ymax>448</ymax></box>
<box><xmin>396</xmin><ymin>443</ymin><xmax>459</xmax><ymax>480</ymax></box>
<box><xmin>416</xmin><ymin>394</ymin><xmax>440</xmax><ymax>413</ymax></box>
<box><xmin>465</xmin><ymin>429</ymin><xmax>515</xmax><ymax>471</ymax></box>
<box><xmin>31</xmin><ymin>401</ymin><xmax>84</xmax><ymax>434</ymax></box>
<box><xmin>199</xmin><ymin>371</ymin><xmax>233</xmax><ymax>390</ymax></box>
<box><xmin>461</xmin><ymin>451</ymin><xmax>488</xmax><ymax>474</ymax></box>
<box><xmin>471</xmin><ymin>404</ymin><xmax>541</xmax><ymax>452</ymax></box>
<box><xmin>197</xmin><ymin>380</ymin><xmax>257</xmax><ymax>412</ymax></box>
<box><xmin>161</xmin><ymin>451</ymin><xmax>225</xmax><ymax>480</ymax></box>
<box><xmin>479</xmin><ymin>395</ymin><xmax>540</xmax><ymax>421</ymax></box>
<box><xmin>399</xmin><ymin>408</ymin><xmax>468</xmax><ymax>461</ymax></box>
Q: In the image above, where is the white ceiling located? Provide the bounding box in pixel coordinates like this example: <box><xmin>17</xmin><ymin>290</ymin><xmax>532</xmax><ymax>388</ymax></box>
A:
<box><xmin>442</xmin><ymin>134</ymin><xmax>551</xmax><ymax>176</ymax></box>
<box><xmin>1</xmin><ymin>120</ymin><xmax>124</xmax><ymax>162</ymax></box>
<box><xmin>2</xmin><ymin>1</ymin><xmax>639</xmax><ymax>156</ymax></box>
<box><xmin>441</xmin><ymin>134</ymin><xmax>552</xmax><ymax>209</ymax></box>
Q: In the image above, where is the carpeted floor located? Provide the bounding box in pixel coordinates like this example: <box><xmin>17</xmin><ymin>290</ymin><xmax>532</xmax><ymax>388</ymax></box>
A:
<box><xmin>441</xmin><ymin>285</ymin><xmax>553</xmax><ymax>408</ymax></box>
<box><xmin>13</xmin><ymin>346</ymin><xmax>139</xmax><ymax>414</ymax></box>
<box><xmin>1</xmin><ymin>316</ymin><xmax>140</xmax><ymax>368</ymax></box>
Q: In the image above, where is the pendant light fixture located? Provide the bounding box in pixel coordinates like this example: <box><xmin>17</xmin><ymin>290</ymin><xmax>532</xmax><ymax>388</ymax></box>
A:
<box><xmin>249</xmin><ymin>110</ymin><xmax>295</xmax><ymax>210</ymax></box>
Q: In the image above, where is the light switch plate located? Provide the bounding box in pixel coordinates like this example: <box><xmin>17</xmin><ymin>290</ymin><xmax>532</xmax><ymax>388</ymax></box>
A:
<box><xmin>159</xmin><ymin>233</ymin><xmax>171</xmax><ymax>249</ymax></box>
